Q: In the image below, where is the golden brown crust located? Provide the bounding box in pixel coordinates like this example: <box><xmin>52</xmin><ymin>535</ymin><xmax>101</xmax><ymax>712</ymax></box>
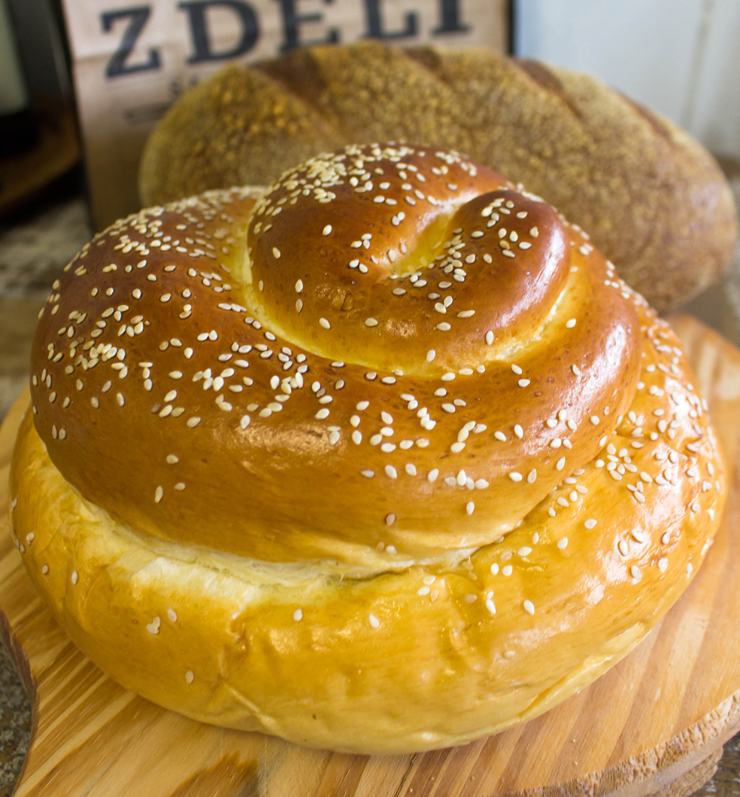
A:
<box><xmin>31</xmin><ymin>146</ymin><xmax>644</xmax><ymax>568</ymax></box>
<box><xmin>139</xmin><ymin>42</ymin><xmax>738</xmax><ymax>312</ymax></box>
<box><xmin>15</xmin><ymin>144</ymin><xmax>725</xmax><ymax>754</ymax></box>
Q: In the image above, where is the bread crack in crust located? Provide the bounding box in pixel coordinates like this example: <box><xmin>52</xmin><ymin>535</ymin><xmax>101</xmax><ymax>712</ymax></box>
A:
<box><xmin>11</xmin><ymin>144</ymin><xmax>724</xmax><ymax>754</ymax></box>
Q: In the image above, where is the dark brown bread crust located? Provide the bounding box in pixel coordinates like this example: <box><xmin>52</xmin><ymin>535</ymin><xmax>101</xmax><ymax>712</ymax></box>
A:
<box><xmin>139</xmin><ymin>41</ymin><xmax>738</xmax><ymax>311</ymax></box>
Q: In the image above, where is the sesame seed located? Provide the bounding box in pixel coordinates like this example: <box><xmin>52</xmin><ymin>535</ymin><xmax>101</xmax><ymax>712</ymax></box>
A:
<box><xmin>365</xmin><ymin>318</ymin><xmax>379</xmax><ymax>327</ymax></box>
<box><xmin>319</xmin><ymin>317</ymin><xmax>331</xmax><ymax>329</ymax></box>
<box><xmin>322</xmin><ymin>225</ymin><xmax>332</xmax><ymax>236</ymax></box>
<box><xmin>155</xmin><ymin>486</ymin><xmax>163</xmax><ymax>503</ymax></box>
<box><xmin>385</xmin><ymin>465</ymin><xmax>398</xmax><ymax>479</ymax></box>
<box><xmin>385</xmin><ymin>513</ymin><xmax>396</xmax><ymax>526</ymax></box>
<box><xmin>272</xmin><ymin>248</ymin><xmax>281</xmax><ymax>259</ymax></box>
<box><xmin>185</xmin><ymin>671</ymin><xmax>194</xmax><ymax>684</ymax></box>
<box><xmin>566</xmin><ymin>319</ymin><xmax>576</xmax><ymax>328</ymax></box>
<box><xmin>369</xmin><ymin>614</ymin><xmax>380</xmax><ymax>629</ymax></box>
<box><xmin>585</xmin><ymin>519</ymin><xmax>597</xmax><ymax>529</ymax></box>
<box><xmin>187</xmin><ymin>416</ymin><xmax>201</xmax><ymax>427</ymax></box>
<box><xmin>523</xmin><ymin>600</ymin><xmax>535</xmax><ymax>615</ymax></box>
<box><xmin>295</xmin><ymin>280</ymin><xmax>303</xmax><ymax>293</ymax></box>
<box><xmin>630</xmin><ymin>565</ymin><xmax>641</xmax><ymax>580</ymax></box>
<box><xmin>509</xmin><ymin>472</ymin><xmax>523</xmax><ymax>482</ymax></box>
<box><xmin>293</xmin><ymin>609</ymin><xmax>303</xmax><ymax>622</ymax></box>
<box><xmin>466</xmin><ymin>502</ymin><xmax>475</xmax><ymax>515</ymax></box>
<box><xmin>518</xmin><ymin>379</ymin><xmax>530</xmax><ymax>388</ymax></box>
<box><xmin>557</xmin><ymin>538</ymin><xmax>568</xmax><ymax>549</ymax></box>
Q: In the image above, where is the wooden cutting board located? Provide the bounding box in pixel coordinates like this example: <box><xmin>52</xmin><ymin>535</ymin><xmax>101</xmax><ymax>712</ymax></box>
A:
<box><xmin>2</xmin><ymin>314</ymin><xmax>740</xmax><ymax>797</ymax></box>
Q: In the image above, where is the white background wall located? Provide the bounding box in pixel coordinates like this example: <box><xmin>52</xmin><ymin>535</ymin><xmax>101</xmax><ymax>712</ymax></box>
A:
<box><xmin>513</xmin><ymin>0</ymin><xmax>740</xmax><ymax>160</ymax></box>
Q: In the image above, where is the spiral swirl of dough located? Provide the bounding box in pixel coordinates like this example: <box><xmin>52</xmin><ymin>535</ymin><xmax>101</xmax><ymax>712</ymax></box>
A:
<box><xmin>30</xmin><ymin>144</ymin><xmax>642</xmax><ymax>571</ymax></box>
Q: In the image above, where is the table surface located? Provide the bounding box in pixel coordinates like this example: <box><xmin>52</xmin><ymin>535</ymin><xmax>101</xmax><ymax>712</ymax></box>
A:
<box><xmin>1</xmin><ymin>172</ymin><xmax>739</xmax><ymax>797</ymax></box>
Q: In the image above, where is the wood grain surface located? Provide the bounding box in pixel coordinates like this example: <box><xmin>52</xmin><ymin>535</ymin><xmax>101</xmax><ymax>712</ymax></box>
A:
<box><xmin>2</xmin><ymin>314</ymin><xmax>740</xmax><ymax>797</ymax></box>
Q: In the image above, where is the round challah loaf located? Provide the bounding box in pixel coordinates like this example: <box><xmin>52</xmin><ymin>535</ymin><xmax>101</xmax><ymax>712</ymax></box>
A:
<box><xmin>12</xmin><ymin>144</ymin><xmax>724</xmax><ymax>754</ymax></box>
<box><xmin>139</xmin><ymin>41</ymin><xmax>738</xmax><ymax>312</ymax></box>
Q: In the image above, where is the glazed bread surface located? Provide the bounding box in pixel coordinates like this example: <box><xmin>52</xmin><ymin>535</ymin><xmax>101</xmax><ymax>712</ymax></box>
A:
<box><xmin>11</xmin><ymin>144</ymin><xmax>725</xmax><ymax>754</ymax></box>
<box><xmin>139</xmin><ymin>41</ymin><xmax>738</xmax><ymax>312</ymax></box>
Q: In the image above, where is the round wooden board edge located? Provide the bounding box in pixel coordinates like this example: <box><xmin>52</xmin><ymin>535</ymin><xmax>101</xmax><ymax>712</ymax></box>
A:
<box><xmin>529</xmin><ymin>692</ymin><xmax>740</xmax><ymax>797</ymax></box>
<box><xmin>1</xmin><ymin>315</ymin><xmax>740</xmax><ymax>797</ymax></box>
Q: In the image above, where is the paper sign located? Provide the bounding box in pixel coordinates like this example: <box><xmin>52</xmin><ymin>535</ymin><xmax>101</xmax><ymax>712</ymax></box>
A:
<box><xmin>60</xmin><ymin>0</ymin><xmax>509</xmax><ymax>229</ymax></box>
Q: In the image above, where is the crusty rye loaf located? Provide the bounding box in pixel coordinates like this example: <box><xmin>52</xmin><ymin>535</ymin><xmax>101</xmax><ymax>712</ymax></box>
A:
<box><xmin>139</xmin><ymin>41</ymin><xmax>738</xmax><ymax>312</ymax></box>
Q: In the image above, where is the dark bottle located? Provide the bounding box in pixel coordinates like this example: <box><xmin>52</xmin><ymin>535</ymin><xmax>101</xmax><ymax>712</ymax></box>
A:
<box><xmin>0</xmin><ymin>0</ymin><xmax>37</xmax><ymax>157</ymax></box>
